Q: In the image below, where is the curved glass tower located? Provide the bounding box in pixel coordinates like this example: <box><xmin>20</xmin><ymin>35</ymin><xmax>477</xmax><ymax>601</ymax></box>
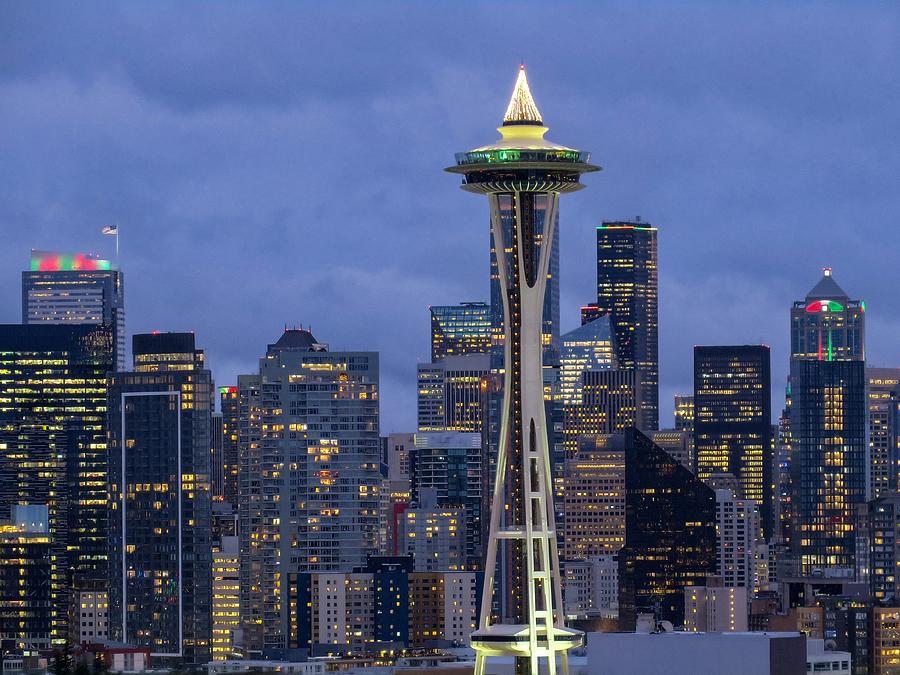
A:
<box><xmin>446</xmin><ymin>66</ymin><xmax>598</xmax><ymax>675</ymax></box>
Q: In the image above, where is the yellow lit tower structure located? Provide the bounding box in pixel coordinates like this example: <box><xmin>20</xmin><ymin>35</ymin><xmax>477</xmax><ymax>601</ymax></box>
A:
<box><xmin>446</xmin><ymin>66</ymin><xmax>598</xmax><ymax>675</ymax></box>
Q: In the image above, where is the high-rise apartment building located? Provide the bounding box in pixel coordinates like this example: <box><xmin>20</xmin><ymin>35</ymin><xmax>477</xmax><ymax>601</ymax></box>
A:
<box><xmin>240</xmin><ymin>329</ymin><xmax>380</xmax><ymax>653</ymax></box>
<box><xmin>617</xmin><ymin>429</ymin><xmax>717</xmax><ymax>631</ymax></box>
<box><xmin>410</xmin><ymin>432</ymin><xmax>484</xmax><ymax>567</ymax></box>
<box><xmin>866</xmin><ymin>368</ymin><xmax>900</xmax><ymax>499</ymax></box>
<box><xmin>0</xmin><ymin>323</ymin><xmax>114</xmax><ymax>643</ymax></box>
<box><xmin>715</xmin><ymin>490</ymin><xmax>761</xmax><ymax>590</ymax></box>
<box><xmin>417</xmin><ymin>354</ymin><xmax>490</xmax><ymax>433</ymax></box>
<box><xmin>596</xmin><ymin>221</ymin><xmax>659</xmax><ymax>432</ymax></box>
<box><xmin>107</xmin><ymin>332</ymin><xmax>213</xmax><ymax>663</ymax></box>
<box><xmin>219</xmin><ymin>386</ymin><xmax>240</xmax><ymax>510</ymax></box>
<box><xmin>694</xmin><ymin>346</ymin><xmax>773</xmax><ymax>537</ymax></box>
<box><xmin>211</xmin><ymin>536</ymin><xmax>240</xmax><ymax>661</ymax></box>
<box><xmin>430</xmin><ymin>302</ymin><xmax>492</xmax><ymax>361</ymax></box>
<box><xmin>22</xmin><ymin>250</ymin><xmax>125</xmax><ymax>370</ymax></box>
<box><xmin>788</xmin><ymin>270</ymin><xmax>867</xmax><ymax>576</ymax></box>
<box><xmin>236</xmin><ymin>373</ymin><xmax>262</xmax><ymax>655</ymax></box>
<box><xmin>211</xmin><ymin>412</ymin><xmax>225</xmax><ymax>501</ymax></box>
<box><xmin>856</xmin><ymin>495</ymin><xmax>900</xmax><ymax>603</ymax></box>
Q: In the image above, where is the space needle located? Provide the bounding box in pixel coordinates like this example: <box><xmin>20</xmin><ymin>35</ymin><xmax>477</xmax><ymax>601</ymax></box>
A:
<box><xmin>446</xmin><ymin>66</ymin><xmax>599</xmax><ymax>675</ymax></box>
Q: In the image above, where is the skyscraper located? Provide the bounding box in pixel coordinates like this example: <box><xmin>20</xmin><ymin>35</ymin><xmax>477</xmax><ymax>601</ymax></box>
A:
<box><xmin>241</xmin><ymin>329</ymin><xmax>380</xmax><ymax>653</ymax></box>
<box><xmin>616</xmin><ymin>429</ymin><xmax>717</xmax><ymax>630</ymax></box>
<box><xmin>107</xmin><ymin>332</ymin><xmax>213</xmax><ymax>663</ymax></box>
<box><xmin>558</xmin><ymin>315</ymin><xmax>616</xmax><ymax>408</ymax></box>
<box><xmin>22</xmin><ymin>250</ymin><xmax>125</xmax><ymax>370</ymax></box>
<box><xmin>866</xmin><ymin>368</ymin><xmax>900</xmax><ymax>499</ymax></box>
<box><xmin>446</xmin><ymin>65</ymin><xmax>597</xmax><ymax>675</ymax></box>
<box><xmin>0</xmin><ymin>323</ymin><xmax>114</xmax><ymax>644</ymax></box>
<box><xmin>416</xmin><ymin>354</ymin><xmax>490</xmax><ymax>432</ymax></box>
<box><xmin>674</xmin><ymin>394</ymin><xmax>695</xmax><ymax>433</ymax></box>
<box><xmin>564</xmin><ymin>370</ymin><xmax>642</xmax><ymax>455</ymax></box>
<box><xmin>595</xmin><ymin>221</ymin><xmax>659</xmax><ymax>432</ymax></box>
<box><xmin>693</xmin><ymin>345</ymin><xmax>773</xmax><ymax>537</ymax></box>
<box><xmin>219</xmin><ymin>386</ymin><xmax>240</xmax><ymax>510</ymax></box>
<box><xmin>430</xmin><ymin>302</ymin><xmax>492</xmax><ymax>361</ymax></box>
<box><xmin>788</xmin><ymin>269</ymin><xmax>867</xmax><ymax>575</ymax></box>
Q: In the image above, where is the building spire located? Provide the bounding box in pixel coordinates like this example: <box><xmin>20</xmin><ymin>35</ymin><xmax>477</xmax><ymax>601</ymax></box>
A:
<box><xmin>502</xmin><ymin>64</ymin><xmax>543</xmax><ymax>126</ymax></box>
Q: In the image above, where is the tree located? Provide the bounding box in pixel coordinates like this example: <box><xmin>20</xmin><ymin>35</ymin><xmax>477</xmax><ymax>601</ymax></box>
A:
<box><xmin>51</xmin><ymin>643</ymin><xmax>73</xmax><ymax>675</ymax></box>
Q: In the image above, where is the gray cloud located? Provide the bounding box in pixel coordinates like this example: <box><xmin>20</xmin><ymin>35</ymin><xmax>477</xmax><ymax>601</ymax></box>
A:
<box><xmin>1</xmin><ymin>2</ymin><xmax>898</xmax><ymax>431</ymax></box>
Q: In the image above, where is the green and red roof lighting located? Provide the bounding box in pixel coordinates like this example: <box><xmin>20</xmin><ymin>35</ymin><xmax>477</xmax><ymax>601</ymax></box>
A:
<box><xmin>805</xmin><ymin>299</ymin><xmax>845</xmax><ymax>313</ymax></box>
<box><xmin>30</xmin><ymin>250</ymin><xmax>113</xmax><ymax>272</ymax></box>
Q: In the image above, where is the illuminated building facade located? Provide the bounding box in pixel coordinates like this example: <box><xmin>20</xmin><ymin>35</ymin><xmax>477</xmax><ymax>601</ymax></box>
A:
<box><xmin>212</xmin><ymin>536</ymin><xmax>240</xmax><ymax>661</ymax></box>
<box><xmin>596</xmin><ymin>221</ymin><xmax>659</xmax><ymax>432</ymax></box>
<box><xmin>430</xmin><ymin>302</ymin><xmax>492</xmax><ymax>361</ymax></box>
<box><xmin>564</xmin><ymin>369</ymin><xmax>641</xmax><ymax>455</ymax></box>
<box><xmin>400</xmin><ymin>503</ymin><xmax>466</xmax><ymax>572</ymax></box>
<box><xmin>219</xmin><ymin>386</ymin><xmax>240</xmax><ymax>510</ymax></box>
<box><xmin>693</xmin><ymin>345</ymin><xmax>773</xmax><ymax>537</ymax></box>
<box><xmin>856</xmin><ymin>495</ymin><xmax>900</xmax><ymax>603</ymax></box>
<box><xmin>789</xmin><ymin>359</ymin><xmax>866</xmax><ymax>575</ymax></box>
<box><xmin>617</xmin><ymin>429</ymin><xmax>717</xmax><ymax>631</ymax></box>
<box><xmin>788</xmin><ymin>268</ymin><xmax>866</xmax><ymax>577</ymax></box>
<box><xmin>446</xmin><ymin>65</ymin><xmax>597</xmax><ymax>675</ymax></box>
<box><xmin>417</xmin><ymin>354</ymin><xmax>490</xmax><ymax>432</ymax></box>
<box><xmin>866</xmin><ymin>368</ymin><xmax>900</xmax><ymax>499</ymax></box>
<box><xmin>790</xmin><ymin>268</ymin><xmax>864</xmax><ymax>362</ymax></box>
<box><xmin>684</xmin><ymin>577</ymin><xmax>748</xmax><ymax>632</ymax></box>
<box><xmin>245</xmin><ymin>329</ymin><xmax>380</xmax><ymax>652</ymax></box>
<box><xmin>558</xmin><ymin>315</ymin><xmax>615</xmax><ymax>408</ymax></box>
<box><xmin>0</xmin><ymin>505</ymin><xmax>51</xmax><ymax>651</ymax></box>
<box><xmin>871</xmin><ymin>606</ymin><xmax>900</xmax><ymax>675</ymax></box>
<box><xmin>714</xmin><ymin>490</ymin><xmax>761</xmax><ymax>590</ymax></box>
<box><xmin>0</xmin><ymin>323</ymin><xmax>113</xmax><ymax>643</ymax></box>
<box><xmin>410</xmin><ymin>432</ymin><xmax>484</xmax><ymax>567</ymax></box>
<box><xmin>22</xmin><ymin>249</ymin><xmax>125</xmax><ymax>370</ymax></box>
<box><xmin>107</xmin><ymin>332</ymin><xmax>213</xmax><ymax>663</ymax></box>
<box><xmin>674</xmin><ymin>394</ymin><xmax>694</xmax><ymax>433</ymax></box>
<box><xmin>211</xmin><ymin>412</ymin><xmax>225</xmax><ymax>501</ymax></box>
<box><xmin>563</xmin><ymin>436</ymin><xmax>625</xmax><ymax>559</ymax></box>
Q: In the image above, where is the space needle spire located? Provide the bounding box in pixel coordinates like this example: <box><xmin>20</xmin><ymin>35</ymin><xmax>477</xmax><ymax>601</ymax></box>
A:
<box><xmin>446</xmin><ymin>66</ymin><xmax>599</xmax><ymax>675</ymax></box>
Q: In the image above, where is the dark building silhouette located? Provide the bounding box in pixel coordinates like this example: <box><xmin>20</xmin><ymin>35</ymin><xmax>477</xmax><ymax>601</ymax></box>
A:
<box><xmin>694</xmin><ymin>345</ymin><xmax>773</xmax><ymax>537</ymax></box>
<box><xmin>108</xmin><ymin>332</ymin><xmax>213</xmax><ymax>663</ymax></box>
<box><xmin>616</xmin><ymin>429</ymin><xmax>717</xmax><ymax>630</ymax></box>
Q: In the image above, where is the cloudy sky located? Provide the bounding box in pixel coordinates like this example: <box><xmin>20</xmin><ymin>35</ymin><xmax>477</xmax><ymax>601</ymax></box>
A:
<box><xmin>2</xmin><ymin>3</ymin><xmax>898</xmax><ymax>431</ymax></box>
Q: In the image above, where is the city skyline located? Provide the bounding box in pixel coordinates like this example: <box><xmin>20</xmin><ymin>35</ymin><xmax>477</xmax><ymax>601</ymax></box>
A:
<box><xmin>2</xmin><ymin>4</ymin><xmax>900</xmax><ymax>433</ymax></box>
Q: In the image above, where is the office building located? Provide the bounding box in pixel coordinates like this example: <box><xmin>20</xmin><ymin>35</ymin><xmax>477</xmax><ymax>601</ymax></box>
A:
<box><xmin>70</xmin><ymin>586</ymin><xmax>108</xmax><ymax>645</ymax></box>
<box><xmin>559</xmin><ymin>315</ymin><xmax>616</xmax><ymax>407</ymax></box>
<box><xmin>564</xmin><ymin>437</ymin><xmax>625</xmax><ymax>559</ymax></box>
<box><xmin>417</xmin><ymin>354</ymin><xmax>490</xmax><ymax>432</ymax></box>
<box><xmin>212</xmin><ymin>536</ymin><xmax>240</xmax><ymax>661</ymax></box>
<box><xmin>684</xmin><ymin>577</ymin><xmax>749</xmax><ymax>633</ymax></box>
<box><xmin>0</xmin><ymin>323</ymin><xmax>114</xmax><ymax>642</ymax></box>
<box><xmin>562</xmin><ymin>554</ymin><xmax>619</xmax><ymax>620</ymax></box>
<box><xmin>675</xmin><ymin>394</ymin><xmax>695</xmax><ymax>433</ymax></box>
<box><xmin>240</xmin><ymin>329</ymin><xmax>380</xmax><ymax>653</ymax></box>
<box><xmin>22</xmin><ymin>249</ymin><xmax>125</xmax><ymax>370</ymax></box>
<box><xmin>219</xmin><ymin>386</ymin><xmax>240</xmax><ymax>510</ymax></box>
<box><xmin>211</xmin><ymin>412</ymin><xmax>225</xmax><ymax>501</ymax></box>
<box><xmin>715</xmin><ymin>490</ymin><xmax>761</xmax><ymax>590</ymax></box>
<box><xmin>617</xmin><ymin>429</ymin><xmax>717</xmax><ymax>630</ymax></box>
<box><xmin>651</xmin><ymin>429</ymin><xmax>694</xmax><ymax>473</ymax></box>
<box><xmin>410</xmin><ymin>432</ymin><xmax>484</xmax><ymax>566</ymax></box>
<box><xmin>0</xmin><ymin>505</ymin><xmax>52</xmax><ymax>651</ymax></box>
<box><xmin>430</xmin><ymin>302</ymin><xmax>492</xmax><ymax>361</ymax></box>
<box><xmin>446</xmin><ymin>64</ymin><xmax>597</xmax><ymax>674</ymax></box>
<box><xmin>107</xmin><ymin>332</ymin><xmax>213</xmax><ymax>663</ymax></box>
<box><xmin>596</xmin><ymin>220</ymin><xmax>659</xmax><ymax>432</ymax></box>
<box><xmin>867</xmin><ymin>368</ymin><xmax>900</xmax><ymax>499</ymax></box>
<box><xmin>790</xmin><ymin>268</ymin><xmax>864</xmax><ymax>362</ymax></box>
<box><xmin>564</xmin><ymin>369</ymin><xmax>642</xmax><ymax>453</ymax></box>
<box><xmin>694</xmin><ymin>345</ymin><xmax>773</xmax><ymax>536</ymax></box>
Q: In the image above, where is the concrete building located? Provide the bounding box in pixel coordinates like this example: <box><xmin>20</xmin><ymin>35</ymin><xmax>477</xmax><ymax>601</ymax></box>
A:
<box><xmin>212</xmin><ymin>536</ymin><xmax>240</xmax><ymax>661</ymax></box>
<box><xmin>651</xmin><ymin>429</ymin><xmax>694</xmax><ymax>473</ymax></box>
<box><xmin>400</xmin><ymin>502</ymin><xmax>466</xmax><ymax>572</ymax></box>
<box><xmin>586</xmin><ymin>631</ymin><xmax>806</xmax><ymax>675</ymax></box>
<box><xmin>684</xmin><ymin>577</ymin><xmax>749</xmax><ymax>632</ymax></box>
<box><xmin>239</xmin><ymin>329</ymin><xmax>380</xmax><ymax>654</ymax></box>
<box><xmin>563</xmin><ymin>555</ymin><xmax>618</xmax><ymax>620</ymax></box>
<box><xmin>866</xmin><ymin>368</ymin><xmax>900</xmax><ymax>500</ymax></box>
<box><xmin>716</xmin><ymin>489</ymin><xmax>762</xmax><ymax>590</ymax></box>
<box><xmin>416</xmin><ymin>354</ymin><xmax>490</xmax><ymax>433</ymax></box>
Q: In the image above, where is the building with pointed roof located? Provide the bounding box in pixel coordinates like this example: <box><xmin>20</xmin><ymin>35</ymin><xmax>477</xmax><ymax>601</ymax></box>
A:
<box><xmin>790</xmin><ymin>267</ymin><xmax>864</xmax><ymax>361</ymax></box>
